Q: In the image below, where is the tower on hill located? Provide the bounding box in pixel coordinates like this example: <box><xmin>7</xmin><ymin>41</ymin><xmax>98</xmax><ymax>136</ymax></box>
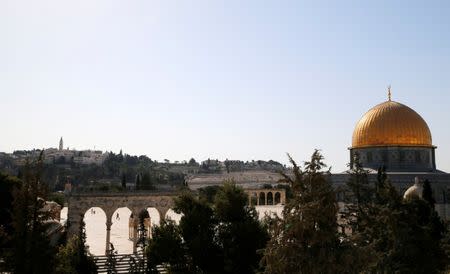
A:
<box><xmin>59</xmin><ymin>137</ymin><xmax>63</xmax><ymax>151</ymax></box>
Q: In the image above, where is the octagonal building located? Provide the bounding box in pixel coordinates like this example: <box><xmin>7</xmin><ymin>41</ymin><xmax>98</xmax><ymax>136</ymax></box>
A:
<box><xmin>330</xmin><ymin>91</ymin><xmax>450</xmax><ymax>220</ymax></box>
<box><xmin>350</xmin><ymin>98</ymin><xmax>436</xmax><ymax>172</ymax></box>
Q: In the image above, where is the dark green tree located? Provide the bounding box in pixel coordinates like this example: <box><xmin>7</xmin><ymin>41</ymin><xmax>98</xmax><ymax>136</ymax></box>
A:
<box><xmin>346</xmin><ymin>153</ymin><xmax>372</xmax><ymax>207</ymax></box>
<box><xmin>148</xmin><ymin>184</ymin><xmax>267</xmax><ymax>273</ymax></box>
<box><xmin>188</xmin><ymin>158</ymin><xmax>198</xmax><ymax>166</ymax></box>
<box><xmin>140</xmin><ymin>172</ymin><xmax>154</xmax><ymax>190</ymax></box>
<box><xmin>375</xmin><ymin>165</ymin><xmax>388</xmax><ymax>203</ymax></box>
<box><xmin>0</xmin><ymin>172</ymin><xmax>21</xmax><ymax>252</ymax></box>
<box><xmin>9</xmin><ymin>156</ymin><xmax>56</xmax><ymax>274</ymax></box>
<box><xmin>214</xmin><ymin>182</ymin><xmax>268</xmax><ymax>274</ymax></box>
<box><xmin>146</xmin><ymin>220</ymin><xmax>189</xmax><ymax>273</ymax></box>
<box><xmin>198</xmin><ymin>185</ymin><xmax>221</xmax><ymax>204</ymax></box>
<box><xmin>55</xmin><ymin>218</ymin><xmax>97</xmax><ymax>274</ymax></box>
<box><xmin>423</xmin><ymin>179</ymin><xmax>436</xmax><ymax>208</ymax></box>
<box><xmin>121</xmin><ymin>173</ymin><xmax>126</xmax><ymax>190</ymax></box>
<box><xmin>224</xmin><ymin>159</ymin><xmax>230</xmax><ymax>173</ymax></box>
<box><xmin>174</xmin><ymin>192</ymin><xmax>221</xmax><ymax>273</ymax></box>
<box><xmin>135</xmin><ymin>174</ymin><xmax>141</xmax><ymax>190</ymax></box>
<box><xmin>262</xmin><ymin>150</ymin><xmax>360</xmax><ymax>274</ymax></box>
<box><xmin>343</xmin><ymin>153</ymin><xmax>373</xmax><ymax>234</ymax></box>
<box><xmin>347</xmin><ymin>167</ymin><xmax>447</xmax><ymax>273</ymax></box>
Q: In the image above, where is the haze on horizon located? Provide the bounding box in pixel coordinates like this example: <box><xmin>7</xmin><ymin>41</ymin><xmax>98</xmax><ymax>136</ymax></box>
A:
<box><xmin>2</xmin><ymin>0</ymin><xmax>450</xmax><ymax>172</ymax></box>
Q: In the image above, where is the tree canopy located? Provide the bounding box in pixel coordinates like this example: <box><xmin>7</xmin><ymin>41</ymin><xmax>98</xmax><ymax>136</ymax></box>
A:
<box><xmin>262</xmin><ymin>150</ymin><xmax>361</xmax><ymax>274</ymax></box>
<box><xmin>147</xmin><ymin>182</ymin><xmax>268</xmax><ymax>273</ymax></box>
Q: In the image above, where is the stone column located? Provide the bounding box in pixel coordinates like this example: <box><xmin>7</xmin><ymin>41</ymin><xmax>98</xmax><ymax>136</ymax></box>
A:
<box><xmin>66</xmin><ymin>205</ymin><xmax>84</xmax><ymax>239</ymax></box>
<box><xmin>156</xmin><ymin>207</ymin><xmax>169</xmax><ymax>224</ymax></box>
<box><xmin>105</xmin><ymin>216</ymin><xmax>113</xmax><ymax>255</ymax></box>
<box><xmin>265</xmin><ymin>192</ymin><xmax>268</xmax><ymax>206</ymax></box>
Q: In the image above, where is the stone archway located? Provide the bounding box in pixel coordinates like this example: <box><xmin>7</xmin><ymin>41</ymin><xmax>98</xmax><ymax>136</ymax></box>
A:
<box><xmin>274</xmin><ymin>192</ymin><xmax>281</xmax><ymax>205</ymax></box>
<box><xmin>267</xmin><ymin>192</ymin><xmax>273</xmax><ymax>205</ymax></box>
<box><xmin>83</xmin><ymin>207</ymin><xmax>107</xmax><ymax>255</ymax></box>
<box><xmin>259</xmin><ymin>192</ymin><xmax>266</xmax><ymax>206</ymax></box>
<box><xmin>67</xmin><ymin>192</ymin><xmax>176</xmax><ymax>255</ymax></box>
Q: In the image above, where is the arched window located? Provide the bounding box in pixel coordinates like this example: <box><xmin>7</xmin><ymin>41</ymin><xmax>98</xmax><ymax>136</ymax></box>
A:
<box><xmin>259</xmin><ymin>192</ymin><xmax>266</xmax><ymax>206</ymax></box>
<box><xmin>267</xmin><ymin>192</ymin><xmax>273</xmax><ymax>205</ymax></box>
<box><xmin>274</xmin><ymin>192</ymin><xmax>281</xmax><ymax>204</ymax></box>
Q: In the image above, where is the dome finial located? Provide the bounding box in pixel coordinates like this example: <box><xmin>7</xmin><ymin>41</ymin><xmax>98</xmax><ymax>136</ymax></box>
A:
<box><xmin>388</xmin><ymin>85</ymin><xmax>392</xmax><ymax>101</ymax></box>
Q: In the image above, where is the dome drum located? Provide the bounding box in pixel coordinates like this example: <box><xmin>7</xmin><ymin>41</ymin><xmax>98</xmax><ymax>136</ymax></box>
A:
<box><xmin>350</xmin><ymin>146</ymin><xmax>436</xmax><ymax>172</ymax></box>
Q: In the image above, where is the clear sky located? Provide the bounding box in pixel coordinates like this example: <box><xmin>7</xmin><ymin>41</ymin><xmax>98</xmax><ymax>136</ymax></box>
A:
<box><xmin>1</xmin><ymin>0</ymin><xmax>450</xmax><ymax>172</ymax></box>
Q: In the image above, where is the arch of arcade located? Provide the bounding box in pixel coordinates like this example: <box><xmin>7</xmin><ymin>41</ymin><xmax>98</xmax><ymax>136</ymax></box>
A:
<box><xmin>245</xmin><ymin>189</ymin><xmax>286</xmax><ymax>206</ymax></box>
<box><xmin>67</xmin><ymin>192</ymin><xmax>176</xmax><ymax>255</ymax></box>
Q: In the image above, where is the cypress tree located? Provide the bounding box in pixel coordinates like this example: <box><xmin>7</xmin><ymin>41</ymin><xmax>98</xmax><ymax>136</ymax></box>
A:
<box><xmin>135</xmin><ymin>174</ymin><xmax>141</xmax><ymax>190</ymax></box>
<box><xmin>423</xmin><ymin>179</ymin><xmax>436</xmax><ymax>208</ymax></box>
<box><xmin>262</xmin><ymin>150</ymin><xmax>359</xmax><ymax>274</ymax></box>
<box><xmin>55</xmin><ymin>218</ymin><xmax>97</xmax><ymax>274</ymax></box>
<box><xmin>348</xmin><ymin>167</ymin><xmax>447</xmax><ymax>273</ymax></box>
<box><xmin>9</xmin><ymin>154</ymin><xmax>55</xmax><ymax>274</ymax></box>
<box><xmin>121</xmin><ymin>173</ymin><xmax>126</xmax><ymax>190</ymax></box>
<box><xmin>344</xmin><ymin>153</ymin><xmax>373</xmax><ymax>234</ymax></box>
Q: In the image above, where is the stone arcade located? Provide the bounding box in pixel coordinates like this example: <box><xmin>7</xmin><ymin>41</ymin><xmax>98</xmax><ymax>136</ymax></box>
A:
<box><xmin>66</xmin><ymin>192</ymin><xmax>175</xmax><ymax>254</ymax></box>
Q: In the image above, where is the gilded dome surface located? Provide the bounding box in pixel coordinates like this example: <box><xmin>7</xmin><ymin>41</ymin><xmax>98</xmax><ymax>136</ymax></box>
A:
<box><xmin>352</xmin><ymin>100</ymin><xmax>432</xmax><ymax>148</ymax></box>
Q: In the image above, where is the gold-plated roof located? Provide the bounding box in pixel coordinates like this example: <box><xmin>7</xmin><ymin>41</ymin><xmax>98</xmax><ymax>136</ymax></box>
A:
<box><xmin>352</xmin><ymin>100</ymin><xmax>432</xmax><ymax>148</ymax></box>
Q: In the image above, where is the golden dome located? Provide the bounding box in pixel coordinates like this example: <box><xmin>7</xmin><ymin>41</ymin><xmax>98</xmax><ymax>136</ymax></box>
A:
<box><xmin>352</xmin><ymin>100</ymin><xmax>432</xmax><ymax>148</ymax></box>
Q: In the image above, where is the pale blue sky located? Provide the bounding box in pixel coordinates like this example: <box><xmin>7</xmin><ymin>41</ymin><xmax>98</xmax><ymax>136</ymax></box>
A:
<box><xmin>1</xmin><ymin>0</ymin><xmax>450</xmax><ymax>172</ymax></box>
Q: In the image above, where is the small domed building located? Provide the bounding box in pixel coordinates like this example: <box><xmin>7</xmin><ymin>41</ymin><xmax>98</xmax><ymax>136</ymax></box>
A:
<box><xmin>332</xmin><ymin>89</ymin><xmax>450</xmax><ymax>219</ymax></box>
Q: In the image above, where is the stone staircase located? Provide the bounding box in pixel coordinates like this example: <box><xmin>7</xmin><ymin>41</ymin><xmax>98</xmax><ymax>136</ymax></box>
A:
<box><xmin>94</xmin><ymin>252</ymin><xmax>167</xmax><ymax>274</ymax></box>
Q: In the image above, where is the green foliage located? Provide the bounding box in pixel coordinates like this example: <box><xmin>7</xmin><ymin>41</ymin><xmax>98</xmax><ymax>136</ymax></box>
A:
<box><xmin>121</xmin><ymin>173</ymin><xmax>126</xmax><ymax>189</ymax></box>
<box><xmin>188</xmin><ymin>158</ymin><xmax>198</xmax><ymax>166</ymax></box>
<box><xmin>0</xmin><ymin>172</ymin><xmax>21</xmax><ymax>249</ymax></box>
<box><xmin>135</xmin><ymin>174</ymin><xmax>141</xmax><ymax>189</ymax></box>
<box><xmin>140</xmin><ymin>172</ymin><xmax>154</xmax><ymax>190</ymax></box>
<box><xmin>198</xmin><ymin>185</ymin><xmax>221</xmax><ymax>204</ymax></box>
<box><xmin>275</xmin><ymin>183</ymin><xmax>293</xmax><ymax>200</ymax></box>
<box><xmin>345</xmin><ymin>165</ymin><xmax>448</xmax><ymax>273</ymax></box>
<box><xmin>55</xmin><ymin>219</ymin><xmax>97</xmax><ymax>274</ymax></box>
<box><xmin>174</xmin><ymin>192</ymin><xmax>221</xmax><ymax>273</ymax></box>
<box><xmin>48</xmin><ymin>191</ymin><xmax>66</xmax><ymax>206</ymax></box>
<box><xmin>146</xmin><ymin>220</ymin><xmax>189</xmax><ymax>273</ymax></box>
<box><xmin>423</xmin><ymin>179</ymin><xmax>436</xmax><ymax>208</ymax></box>
<box><xmin>346</xmin><ymin>153</ymin><xmax>373</xmax><ymax>206</ymax></box>
<box><xmin>262</xmin><ymin>150</ymin><xmax>360</xmax><ymax>274</ymax></box>
<box><xmin>214</xmin><ymin>183</ymin><xmax>268</xmax><ymax>273</ymax></box>
<box><xmin>9</xmin><ymin>156</ymin><xmax>56</xmax><ymax>274</ymax></box>
<box><xmin>147</xmin><ymin>183</ymin><xmax>268</xmax><ymax>274</ymax></box>
<box><xmin>344</xmin><ymin>153</ymin><xmax>373</xmax><ymax>234</ymax></box>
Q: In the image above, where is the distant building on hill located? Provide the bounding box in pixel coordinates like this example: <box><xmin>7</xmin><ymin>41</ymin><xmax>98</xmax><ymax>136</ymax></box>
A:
<box><xmin>4</xmin><ymin>137</ymin><xmax>109</xmax><ymax>166</ymax></box>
